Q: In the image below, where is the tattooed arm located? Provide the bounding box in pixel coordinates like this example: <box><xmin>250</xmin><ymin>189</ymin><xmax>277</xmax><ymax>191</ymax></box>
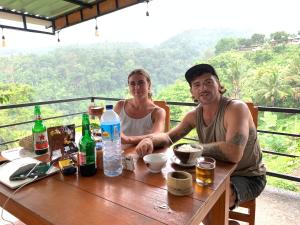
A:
<box><xmin>135</xmin><ymin>110</ymin><xmax>196</xmax><ymax>157</ymax></box>
<box><xmin>202</xmin><ymin>101</ymin><xmax>250</xmax><ymax>163</ymax></box>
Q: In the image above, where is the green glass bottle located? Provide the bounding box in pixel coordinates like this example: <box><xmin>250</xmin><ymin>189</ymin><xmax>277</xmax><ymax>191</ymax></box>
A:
<box><xmin>32</xmin><ymin>105</ymin><xmax>49</xmax><ymax>155</ymax></box>
<box><xmin>78</xmin><ymin>113</ymin><xmax>97</xmax><ymax>176</ymax></box>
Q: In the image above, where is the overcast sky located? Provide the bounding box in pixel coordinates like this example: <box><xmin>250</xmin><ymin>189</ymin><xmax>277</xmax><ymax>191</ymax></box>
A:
<box><xmin>1</xmin><ymin>0</ymin><xmax>300</xmax><ymax>49</ymax></box>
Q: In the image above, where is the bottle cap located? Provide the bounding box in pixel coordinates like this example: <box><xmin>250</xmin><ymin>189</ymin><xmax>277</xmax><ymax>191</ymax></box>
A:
<box><xmin>106</xmin><ymin>105</ymin><xmax>113</xmax><ymax>110</ymax></box>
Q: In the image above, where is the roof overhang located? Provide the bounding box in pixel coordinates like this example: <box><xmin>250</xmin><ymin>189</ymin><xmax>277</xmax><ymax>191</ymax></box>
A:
<box><xmin>0</xmin><ymin>0</ymin><xmax>147</xmax><ymax>35</ymax></box>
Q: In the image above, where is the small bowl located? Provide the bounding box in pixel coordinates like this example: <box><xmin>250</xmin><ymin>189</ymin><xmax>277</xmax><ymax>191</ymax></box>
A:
<box><xmin>143</xmin><ymin>153</ymin><xmax>168</xmax><ymax>173</ymax></box>
<box><xmin>167</xmin><ymin>171</ymin><xmax>193</xmax><ymax>196</ymax></box>
<box><xmin>173</xmin><ymin>143</ymin><xmax>203</xmax><ymax>164</ymax></box>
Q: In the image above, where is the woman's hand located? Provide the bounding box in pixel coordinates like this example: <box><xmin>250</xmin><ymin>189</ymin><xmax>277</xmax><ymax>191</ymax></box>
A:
<box><xmin>121</xmin><ymin>133</ymin><xmax>131</xmax><ymax>144</ymax></box>
<box><xmin>135</xmin><ymin>137</ymin><xmax>154</xmax><ymax>158</ymax></box>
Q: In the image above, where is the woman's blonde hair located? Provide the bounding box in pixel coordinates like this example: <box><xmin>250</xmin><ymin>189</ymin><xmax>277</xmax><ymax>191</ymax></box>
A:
<box><xmin>128</xmin><ymin>68</ymin><xmax>152</xmax><ymax>99</ymax></box>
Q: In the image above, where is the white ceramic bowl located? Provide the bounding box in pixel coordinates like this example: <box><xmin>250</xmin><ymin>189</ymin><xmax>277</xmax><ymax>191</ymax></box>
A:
<box><xmin>143</xmin><ymin>153</ymin><xmax>168</xmax><ymax>173</ymax></box>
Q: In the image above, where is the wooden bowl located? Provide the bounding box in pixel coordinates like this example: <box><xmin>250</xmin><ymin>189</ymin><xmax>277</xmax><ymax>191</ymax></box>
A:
<box><xmin>167</xmin><ymin>171</ymin><xmax>193</xmax><ymax>196</ymax></box>
<box><xmin>173</xmin><ymin>143</ymin><xmax>203</xmax><ymax>164</ymax></box>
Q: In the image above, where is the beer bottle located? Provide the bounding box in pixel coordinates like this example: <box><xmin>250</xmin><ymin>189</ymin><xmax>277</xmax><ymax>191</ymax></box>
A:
<box><xmin>32</xmin><ymin>105</ymin><xmax>49</xmax><ymax>155</ymax></box>
<box><xmin>78</xmin><ymin>113</ymin><xmax>97</xmax><ymax>176</ymax></box>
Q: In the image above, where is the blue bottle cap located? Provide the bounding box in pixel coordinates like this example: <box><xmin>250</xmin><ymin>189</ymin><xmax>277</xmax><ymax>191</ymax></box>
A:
<box><xmin>106</xmin><ymin>105</ymin><xmax>113</xmax><ymax>110</ymax></box>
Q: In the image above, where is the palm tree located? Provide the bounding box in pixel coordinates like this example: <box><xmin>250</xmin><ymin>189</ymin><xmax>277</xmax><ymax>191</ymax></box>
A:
<box><xmin>255</xmin><ymin>67</ymin><xmax>292</xmax><ymax>106</ymax></box>
<box><xmin>226</xmin><ymin>60</ymin><xmax>245</xmax><ymax>99</ymax></box>
<box><xmin>287</xmin><ymin>55</ymin><xmax>300</xmax><ymax>103</ymax></box>
<box><xmin>209</xmin><ymin>52</ymin><xmax>248</xmax><ymax>99</ymax></box>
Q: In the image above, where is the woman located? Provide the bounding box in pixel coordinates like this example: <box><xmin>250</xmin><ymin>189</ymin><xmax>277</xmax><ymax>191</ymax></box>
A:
<box><xmin>114</xmin><ymin>69</ymin><xmax>166</xmax><ymax>145</ymax></box>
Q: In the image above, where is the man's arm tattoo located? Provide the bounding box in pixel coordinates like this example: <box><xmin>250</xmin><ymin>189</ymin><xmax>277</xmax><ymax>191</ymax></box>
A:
<box><xmin>229</xmin><ymin>132</ymin><xmax>247</xmax><ymax>146</ymax></box>
<box><xmin>170</xmin><ymin>125</ymin><xmax>193</xmax><ymax>143</ymax></box>
<box><xmin>202</xmin><ymin>144</ymin><xmax>229</xmax><ymax>162</ymax></box>
<box><xmin>247</xmin><ymin>128</ymin><xmax>256</xmax><ymax>146</ymax></box>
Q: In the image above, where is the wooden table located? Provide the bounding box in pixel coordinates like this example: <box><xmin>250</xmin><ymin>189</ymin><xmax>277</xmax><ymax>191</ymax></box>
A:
<box><xmin>0</xmin><ymin>147</ymin><xmax>236</xmax><ymax>225</ymax></box>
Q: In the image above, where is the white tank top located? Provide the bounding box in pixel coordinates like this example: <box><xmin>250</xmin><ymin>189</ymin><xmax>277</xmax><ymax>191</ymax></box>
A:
<box><xmin>119</xmin><ymin>102</ymin><xmax>154</xmax><ymax>136</ymax></box>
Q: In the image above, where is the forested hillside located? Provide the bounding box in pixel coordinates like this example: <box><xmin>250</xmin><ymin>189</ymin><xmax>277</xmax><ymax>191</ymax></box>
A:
<box><xmin>159</xmin><ymin>31</ymin><xmax>300</xmax><ymax>107</ymax></box>
<box><xmin>0</xmin><ymin>43</ymin><xmax>190</xmax><ymax>101</ymax></box>
<box><xmin>0</xmin><ymin>28</ymin><xmax>243</xmax><ymax>103</ymax></box>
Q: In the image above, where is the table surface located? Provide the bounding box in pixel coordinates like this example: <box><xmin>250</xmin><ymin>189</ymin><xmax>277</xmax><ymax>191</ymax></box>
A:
<box><xmin>0</xmin><ymin>147</ymin><xmax>236</xmax><ymax>225</ymax></box>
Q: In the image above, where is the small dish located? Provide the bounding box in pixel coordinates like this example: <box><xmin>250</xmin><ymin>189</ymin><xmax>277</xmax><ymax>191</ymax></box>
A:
<box><xmin>170</xmin><ymin>155</ymin><xmax>196</xmax><ymax>167</ymax></box>
<box><xmin>143</xmin><ymin>153</ymin><xmax>168</xmax><ymax>173</ymax></box>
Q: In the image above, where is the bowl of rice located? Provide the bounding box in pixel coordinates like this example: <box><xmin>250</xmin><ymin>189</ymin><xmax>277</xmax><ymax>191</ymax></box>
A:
<box><xmin>173</xmin><ymin>143</ymin><xmax>203</xmax><ymax>164</ymax></box>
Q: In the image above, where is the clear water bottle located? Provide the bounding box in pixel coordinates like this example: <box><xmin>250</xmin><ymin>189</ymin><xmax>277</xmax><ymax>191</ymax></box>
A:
<box><xmin>101</xmin><ymin>105</ymin><xmax>123</xmax><ymax>177</ymax></box>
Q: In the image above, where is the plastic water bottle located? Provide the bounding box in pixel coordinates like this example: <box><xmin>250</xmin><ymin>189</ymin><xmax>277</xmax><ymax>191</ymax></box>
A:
<box><xmin>101</xmin><ymin>105</ymin><xmax>123</xmax><ymax>177</ymax></box>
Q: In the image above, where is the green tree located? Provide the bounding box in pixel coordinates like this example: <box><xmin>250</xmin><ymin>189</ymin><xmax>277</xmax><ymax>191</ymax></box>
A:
<box><xmin>215</xmin><ymin>38</ymin><xmax>238</xmax><ymax>54</ymax></box>
<box><xmin>251</xmin><ymin>33</ymin><xmax>265</xmax><ymax>45</ymax></box>
<box><xmin>245</xmin><ymin>49</ymin><xmax>273</xmax><ymax>64</ymax></box>
<box><xmin>208</xmin><ymin>52</ymin><xmax>249</xmax><ymax>99</ymax></box>
<box><xmin>0</xmin><ymin>83</ymin><xmax>35</xmax><ymax>150</ymax></box>
<box><xmin>286</xmin><ymin>54</ymin><xmax>300</xmax><ymax>103</ymax></box>
<box><xmin>0</xmin><ymin>84</ymin><xmax>10</xmax><ymax>104</ymax></box>
<box><xmin>237</xmin><ymin>38</ymin><xmax>252</xmax><ymax>48</ymax></box>
<box><xmin>0</xmin><ymin>82</ymin><xmax>34</xmax><ymax>104</ymax></box>
<box><xmin>254</xmin><ymin>66</ymin><xmax>292</xmax><ymax>106</ymax></box>
<box><xmin>270</xmin><ymin>31</ymin><xmax>289</xmax><ymax>44</ymax></box>
<box><xmin>157</xmin><ymin>80</ymin><xmax>192</xmax><ymax>121</ymax></box>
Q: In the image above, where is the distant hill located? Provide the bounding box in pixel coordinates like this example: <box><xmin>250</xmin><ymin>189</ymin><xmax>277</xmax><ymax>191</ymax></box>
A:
<box><xmin>0</xmin><ymin>28</ymin><xmax>249</xmax><ymax>101</ymax></box>
<box><xmin>159</xmin><ymin>28</ymin><xmax>247</xmax><ymax>59</ymax></box>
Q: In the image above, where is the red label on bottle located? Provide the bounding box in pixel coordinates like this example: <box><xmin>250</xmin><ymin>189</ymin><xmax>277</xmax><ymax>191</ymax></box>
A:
<box><xmin>33</xmin><ymin>131</ymin><xmax>49</xmax><ymax>151</ymax></box>
<box><xmin>78</xmin><ymin>152</ymin><xmax>86</xmax><ymax>165</ymax></box>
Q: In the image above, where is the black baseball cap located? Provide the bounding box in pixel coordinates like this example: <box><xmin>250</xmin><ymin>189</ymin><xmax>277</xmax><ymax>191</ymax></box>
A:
<box><xmin>185</xmin><ymin>64</ymin><xmax>219</xmax><ymax>85</ymax></box>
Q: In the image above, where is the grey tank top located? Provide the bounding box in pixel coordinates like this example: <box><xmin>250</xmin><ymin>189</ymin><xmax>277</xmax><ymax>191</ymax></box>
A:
<box><xmin>119</xmin><ymin>102</ymin><xmax>153</xmax><ymax>136</ymax></box>
<box><xmin>196</xmin><ymin>96</ymin><xmax>266</xmax><ymax>176</ymax></box>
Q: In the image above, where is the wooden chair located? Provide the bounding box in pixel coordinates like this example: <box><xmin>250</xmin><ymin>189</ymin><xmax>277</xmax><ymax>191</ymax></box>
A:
<box><xmin>229</xmin><ymin>102</ymin><xmax>258</xmax><ymax>225</ymax></box>
<box><xmin>229</xmin><ymin>199</ymin><xmax>256</xmax><ymax>225</ymax></box>
<box><xmin>246</xmin><ymin>102</ymin><xmax>258</xmax><ymax>128</ymax></box>
<box><xmin>154</xmin><ymin>100</ymin><xmax>170</xmax><ymax>132</ymax></box>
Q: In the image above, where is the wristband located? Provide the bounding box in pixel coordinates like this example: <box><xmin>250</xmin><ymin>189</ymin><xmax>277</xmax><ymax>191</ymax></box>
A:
<box><xmin>167</xmin><ymin>134</ymin><xmax>174</xmax><ymax>145</ymax></box>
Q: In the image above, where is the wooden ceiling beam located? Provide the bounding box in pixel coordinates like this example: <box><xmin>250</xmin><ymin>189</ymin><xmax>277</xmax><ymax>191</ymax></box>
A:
<box><xmin>54</xmin><ymin>0</ymin><xmax>146</xmax><ymax>31</ymax></box>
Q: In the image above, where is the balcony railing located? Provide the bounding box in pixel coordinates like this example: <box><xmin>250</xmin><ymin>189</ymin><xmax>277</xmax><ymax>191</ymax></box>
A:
<box><xmin>0</xmin><ymin>96</ymin><xmax>299</xmax><ymax>183</ymax></box>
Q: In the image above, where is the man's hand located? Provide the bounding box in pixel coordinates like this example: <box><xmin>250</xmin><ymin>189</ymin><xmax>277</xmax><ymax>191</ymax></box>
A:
<box><xmin>135</xmin><ymin>137</ymin><xmax>154</xmax><ymax>158</ymax></box>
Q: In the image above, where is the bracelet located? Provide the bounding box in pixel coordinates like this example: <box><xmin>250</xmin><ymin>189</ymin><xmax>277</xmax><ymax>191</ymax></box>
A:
<box><xmin>167</xmin><ymin>134</ymin><xmax>174</xmax><ymax>145</ymax></box>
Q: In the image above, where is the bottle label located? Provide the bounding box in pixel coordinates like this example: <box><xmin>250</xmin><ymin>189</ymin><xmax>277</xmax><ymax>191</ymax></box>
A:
<box><xmin>33</xmin><ymin>131</ymin><xmax>49</xmax><ymax>151</ymax></box>
<box><xmin>101</xmin><ymin>122</ymin><xmax>120</xmax><ymax>142</ymax></box>
<box><xmin>78</xmin><ymin>152</ymin><xmax>86</xmax><ymax>165</ymax></box>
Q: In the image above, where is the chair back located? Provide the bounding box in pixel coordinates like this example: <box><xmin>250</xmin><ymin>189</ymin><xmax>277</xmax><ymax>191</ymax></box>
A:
<box><xmin>229</xmin><ymin>101</ymin><xmax>258</xmax><ymax>225</ymax></box>
<box><xmin>154</xmin><ymin>100</ymin><xmax>170</xmax><ymax>132</ymax></box>
<box><xmin>246</xmin><ymin>102</ymin><xmax>258</xmax><ymax>128</ymax></box>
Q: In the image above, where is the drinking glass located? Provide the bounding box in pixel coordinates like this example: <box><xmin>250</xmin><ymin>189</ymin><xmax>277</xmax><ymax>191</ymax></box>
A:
<box><xmin>195</xmin><ymin>157</ymin><xmax>216</xmax><ymax>186</ymax></box>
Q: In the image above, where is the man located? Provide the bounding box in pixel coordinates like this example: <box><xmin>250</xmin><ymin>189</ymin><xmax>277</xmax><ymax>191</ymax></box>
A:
<box><xmin>135</xmin><ymin>63</ymin><xmax>266</xmax><ymax>224</ymax></box>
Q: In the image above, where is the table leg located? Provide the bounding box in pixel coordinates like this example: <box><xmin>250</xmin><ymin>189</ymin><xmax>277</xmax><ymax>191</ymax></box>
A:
<box><xmin>203</xmin><ymin>176</ymin><xmax>230</xmax><ymax>225</ymax></box>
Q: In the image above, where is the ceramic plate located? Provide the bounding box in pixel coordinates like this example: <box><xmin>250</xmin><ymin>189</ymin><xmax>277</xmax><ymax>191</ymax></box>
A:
<box><xmin>170</xmin><ymin>155</ymin><xmax>195</xmax><ymax>167</ymax></box>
